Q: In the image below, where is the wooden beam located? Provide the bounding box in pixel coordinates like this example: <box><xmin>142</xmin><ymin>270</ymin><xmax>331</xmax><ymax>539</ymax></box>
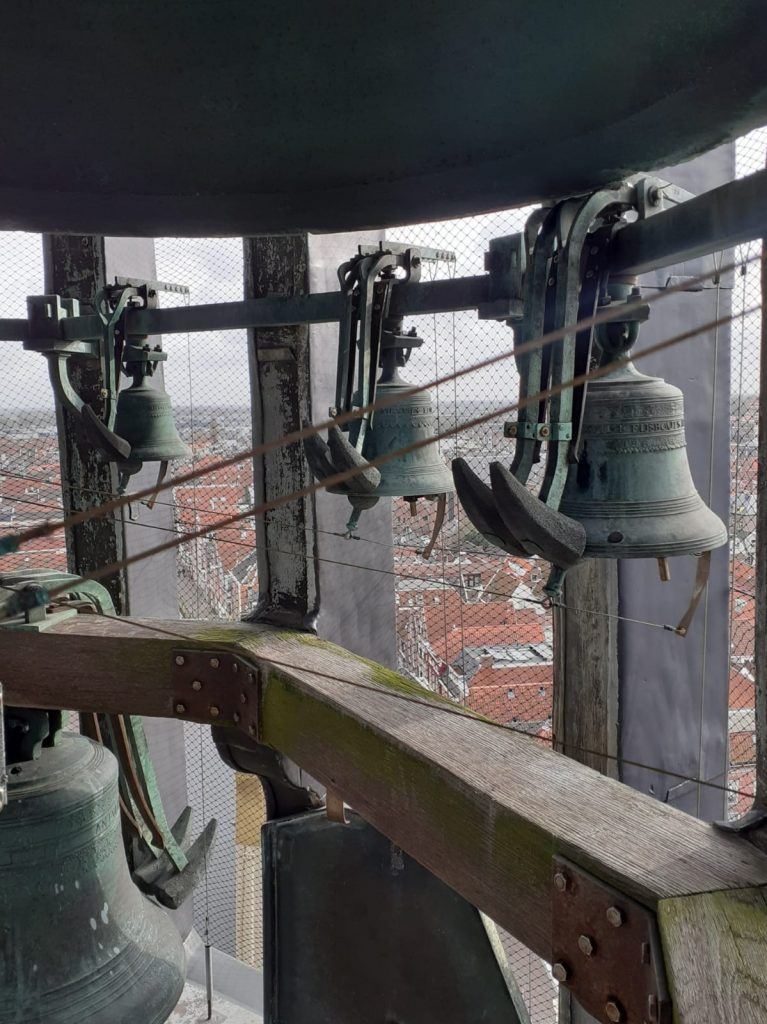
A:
<box><xmin>553</xmin><ymin>560</ymin><xmax>619</xmax><ymax>776</ymax></box>
<box><xmin>43</xmin><ymin>234</ymin><xmax>127</xmax><ymax>612</ymax></box>
<box><xmin>2</xmin><ymin>614</ymin><xmax>767</xmax><ymax>977</ymax></box>
<box><xmin>657</xmin><ymin>886</ymin><xmax>767</xmax><ymax>1024</ymax></box>
<box><xmin>553</xmin><ymin>559</ymin><xmax>620</xmax><ymax>1023</ymax></box>
<box><xmin>243</xmin><ymin>234</ymin><xmax>318</xmax><ymax>629</ymax></box>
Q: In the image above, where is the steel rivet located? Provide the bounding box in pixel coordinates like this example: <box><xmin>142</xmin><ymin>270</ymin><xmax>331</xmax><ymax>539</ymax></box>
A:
<box><xmin>232</xmin><ymin>663</ymin><xmax>239</xmax><ymax>673</ymax></box>
<box><xmin>551</xmin><ymin>962</ymin><xmax>569</xmax><ymax>983</ymax></box>
<box><xmin>606</xmin><ymin>905</ymin><xmax>624</xmax><ymax>928</ymax></box>
<box><xmin>192</xmin><ymin>680</ymin><xmax>202</xmax><ymax>691</ymax></box>
<box><xmin>577</xmin><ymin>934</ymin><xmax>595</xmax><ymax>957</ymax></box>
<box><xmin>209</xmin><ymin>705</ymin><xmax>221</xmax><ymax>718</ymax></box>
<box><xmin>605</xmin><ymin>1000</ymin><xmax>624</xmax><ymax>1023</ymax></box>
<box><xmin>249</xmin><ymin>723</ymin><xmax>257</xmax><ymax>736</ymax></box>
<box><xmin>249</xmin><ymin>671</ymin><xmax>256</xmax><ymax>683</ymax></box>
<box><xmin>210</xmin><ymin>657</ymin><xmax>220</xmax><ymax>669</ymax></box>
<box><xmin>553</xmin><ymin>871</ymin><xmax>569</xmax><ymax>892</ymax></box>
<box><xmin>233</xmin><ymin>712</ymin><xmax>240</xmax><ymax>723</ymax></box>
<box><xmin>174</xmin><ymin>655</ymin><xmax>185</xmax><ymax>666</ymax></box>
<box><xmin>240</xmin><ymin>693</ymin><xmax>247</xmax><ymax>704</ymax></box>
<box><xmin>175</xmin><ymin>702</ymin><xmax>187</xmax><ymax>714</ymax></box>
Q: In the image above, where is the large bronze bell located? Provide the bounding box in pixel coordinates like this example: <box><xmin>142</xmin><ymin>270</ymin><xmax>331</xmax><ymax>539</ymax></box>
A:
<box><xmin>0</xmin><ymin>732</ymin><xmax>185</xmax><ymax>1024</ymax></box>
<box><xmin>559</xmin><ymin>352</ymin><xmax>727</xmax><ymax>560</ymax></box>
<box><xmin>113</xmin><ymin>377</ymin><xmax>191</xmax><ymax>465</ymax></box>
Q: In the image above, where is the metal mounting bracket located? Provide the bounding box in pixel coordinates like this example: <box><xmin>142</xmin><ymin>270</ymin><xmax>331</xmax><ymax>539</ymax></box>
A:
<box><xmin>551</xmin><ymin>856</ymin><xmax>671</xmax><ymax>1024</ymax></box>
<box><xmin>171</xmin><ymin>648</ymin><xmax>261</xmax><ymax>737</ymax></box>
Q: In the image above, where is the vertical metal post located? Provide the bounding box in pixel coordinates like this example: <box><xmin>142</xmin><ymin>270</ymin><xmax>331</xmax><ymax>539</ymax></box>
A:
<box><xmin>243</xmin><ymin>235</ymin><xmax>319</xmax><ymax>629</ymax></box>
<box><xmin>553</xmin><ymin>558</ymin><xmax>619</xmax><ymax>1024</ymax></box>
<box><xmin>43</xmin><ymin>234</ymin><xmax>127</xmax><ymax>612</ymax></box>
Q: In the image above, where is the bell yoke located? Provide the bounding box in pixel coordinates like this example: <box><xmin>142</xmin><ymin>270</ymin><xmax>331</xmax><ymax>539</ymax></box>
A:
<box><xmin>452</xmin><ymin>187</ymin><xmax>727</xmax><ymax>609</ymax></box>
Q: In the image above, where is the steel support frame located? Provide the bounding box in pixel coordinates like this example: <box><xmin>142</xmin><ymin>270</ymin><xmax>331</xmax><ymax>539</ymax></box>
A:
<box><xmin>0</xmin><ymin>170</ymin><xmax>765</xmax><ymax>347</ymax></box>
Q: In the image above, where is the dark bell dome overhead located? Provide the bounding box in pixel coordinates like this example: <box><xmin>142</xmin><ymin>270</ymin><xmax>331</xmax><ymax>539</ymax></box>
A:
<box><xmin>1</xmin><ymin>1</ymin><xmax>766</xmax><ymax>236</ymax></box>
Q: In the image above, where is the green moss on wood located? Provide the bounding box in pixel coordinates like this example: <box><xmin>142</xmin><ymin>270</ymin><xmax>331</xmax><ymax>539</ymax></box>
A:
<box><xmin>258</xmin><ymin>671</ymin><xmax>553</xmax><ymax>953</ymax></box>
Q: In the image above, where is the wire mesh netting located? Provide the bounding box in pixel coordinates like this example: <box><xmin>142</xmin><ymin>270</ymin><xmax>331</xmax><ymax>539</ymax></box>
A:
<box><xmin>727</xmin><ymin>126</ymin><xmax>766</xmax><ymax>818</ymax></box>
<box><xmin>0</xmin><ymin>126</ymin><xmax>762</xmax><ymax>1024</ymax></box>
<box><xmin>153</xmin><ymin>237</ymin><xmax>266</xmax><ymax>968</ymax></box>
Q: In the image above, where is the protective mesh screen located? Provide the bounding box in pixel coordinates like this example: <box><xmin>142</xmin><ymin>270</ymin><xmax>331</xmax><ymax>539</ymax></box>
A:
<box><xmin>0</xmin><ymin>124</ymin><xmax>762</xmax><ymax>1024</ymax></box>
<box><xmin>727</xmin><ymin>127</ymin><xmax>766</xmax><ymax>817</ymax></box>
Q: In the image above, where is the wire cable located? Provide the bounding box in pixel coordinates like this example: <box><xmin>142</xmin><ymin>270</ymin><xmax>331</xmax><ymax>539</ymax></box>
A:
<box><xmin>3</xmin><ymin>253</ymin><xmax>758</xmax><ymax>555</ymax></box>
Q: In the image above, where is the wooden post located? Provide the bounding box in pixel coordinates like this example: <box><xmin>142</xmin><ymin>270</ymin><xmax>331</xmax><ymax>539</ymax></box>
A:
<box><xmin>43</xmin><ymin>234</ymin><xmax>127</xmax><ymax>612</ymax></box>
<box><xmin>243</xmin><ymin>235</ymin><xmax>319</xmax><ymax>629</ymax></box>
<box><xmin>553</xmin><ymin>559</ymin><xmax>620</xmax><ymax>1023</ymax></box>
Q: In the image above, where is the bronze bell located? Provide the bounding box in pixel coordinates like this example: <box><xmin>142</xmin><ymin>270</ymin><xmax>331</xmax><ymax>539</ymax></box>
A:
<box><xmin>113</xmin><ymin>376</ymin><xmax>191</xmax><ymax>465</ymax></box>
<box><xmin>343</xmin><ymin>347</ymin><xmax>454</xmax><ymax>504</ymax></box>
<box><xmin>559</xmin><ymin>352</ymin><xmax>727</xmax><ymax>561</ymax></box>
<box><xmin>0</xmin><ymin>731</ymin><xmax>185</xmax><ymax>1024</ymax></box>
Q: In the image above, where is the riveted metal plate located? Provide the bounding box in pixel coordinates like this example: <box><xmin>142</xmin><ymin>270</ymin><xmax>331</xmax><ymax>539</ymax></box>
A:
<box><xmin>171</xmin><ymin>649</ymin><xmax>259</xmax><ymax>737</ymax></box>
<box><xmin>551</xmin><ymin>857</ymin><xmax>671</xmax><ymax>1024</ymax></box>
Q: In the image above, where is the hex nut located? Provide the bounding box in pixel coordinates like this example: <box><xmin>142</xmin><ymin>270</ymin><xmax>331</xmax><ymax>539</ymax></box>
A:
<box><xmin>552</xmin><ymin>962</ymin><xmax>569</xmax><ymax>983</ymax></box>
<box><xmin>577</xmin><ymin>934</ymin><xmax>595</xmax><ymax>957</ymax></box>
<box><xmin>175</xmin><ymin>702</ymin><xmax>187</xmax><ymax>714</ymax></box>
<box><xmin>553</xmin><ymin>871</ymin><xmax>569</xmax><ymax>893</ymax></box>
<box><xmin>209</xmin><ymin>705</ymin><xmax>221</xmax><ymax>718</ymax></box>
<box><xmin>174</xmin><ymin>655</ymin><xmax>186</xmax><ymax>666</ymax></box>
<box><xmin>192</xmin><ymin>680</ymin><xmax>202</xmax><ymax>691</ymax></box>
<box><xmin>606</xmin><ymin>905</ymin><xmax>624</xmax><ymax>928</ymax></box>
<box><xmin>210</xmin><ymin>657</ymin><xmax>220</xmax><ymax>669</ymax></box>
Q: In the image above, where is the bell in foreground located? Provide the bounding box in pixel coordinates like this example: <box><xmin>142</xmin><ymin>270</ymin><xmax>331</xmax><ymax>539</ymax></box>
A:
<box><xmin>0</xmin><ymin>725</ymin><xmax>185</xmax><ymax>1024</ymax></box>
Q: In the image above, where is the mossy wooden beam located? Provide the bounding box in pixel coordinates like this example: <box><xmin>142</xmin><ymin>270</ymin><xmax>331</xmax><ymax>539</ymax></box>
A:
<box><xmin>3</xmin><ymin>613</ymin><xmax>767</xmax><ymax>995</ymax></box>
<box><xmin>658</xmin><ymin>886</ymin><xmax>767</xmax><ymax>1023</ymax></box>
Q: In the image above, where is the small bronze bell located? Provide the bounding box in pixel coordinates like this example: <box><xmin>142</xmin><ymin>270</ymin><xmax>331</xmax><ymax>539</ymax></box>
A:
<box><xmin>342</xmin><ymin>345</ymin><xmax>454</xmax><ymax>504</ymax></box>
<box><xmin>113</xmin><ymin>376</ymin><xmax>191</xmax><ymax>465</ymax></box>
<box><xmin>0</xmin><ymin>731</ymin><xmax>185</xmax><ymax>1024</ymax></box>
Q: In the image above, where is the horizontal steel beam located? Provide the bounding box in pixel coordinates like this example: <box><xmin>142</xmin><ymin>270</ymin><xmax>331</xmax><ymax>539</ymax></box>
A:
<box><xmin>0</xmin><ymin>170</ymin><xmax>764</xmax><ymax>346</ymax></box>
<box><xmin>611</xmin><ymin>168</ymin><xmax>767</xmax><ymax>275</ymax></box>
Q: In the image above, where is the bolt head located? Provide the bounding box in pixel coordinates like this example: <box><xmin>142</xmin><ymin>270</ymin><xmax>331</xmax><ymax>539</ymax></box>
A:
<box><xmin>249</xmin><ymin>723</ymin><xmax>257</xmax><ymax>736</ymax></box>
<box><xmin>551</xmin><ymin>962</ymin><xmax>569</xmax><ymax>983</ymax></box>
<box><xmin>210</xmin><ymin>657</ymin><xmax>220</xmax><ymax>669</ymax></box>
<box><xmin>553</xmin><ymin>871</ymin><xmax>569</xmax><ymax>892</ymax></box>
<box><xmin>605</xmin><ymin>999</ymin><xmax>624</xmax><ymax>1023</ymax></box>
<box><xmin>174</xmin><ymin>655</ymin><xmax>185</xmax><ymax>666</ymax></box>
<box><xmin>209</xmin><ymin>705</ymin><xmax>221</xmax><ymax>718</ymax></box>
<box><xmin>606</xmin><ymin>905</ymin><xmax>624</xmax><ymax>928</ymax></box>
<box><xmin>192</xmin><ymin>679</ymin><xmax>202</xmax><ymax>691</ymax></box>
<box><xmin>233</xmin><ymin>712</ymin><xmax>240</xmax><ymax>723</ymax></box>
<box><xmin>577</xmin><ymin>934</ymin><xmax>595</xmax><ymax>957</ymax></box>
<box><xmin>175</xmin><ymin>702</ymin><xmax>187</xmax><ymax>714</ymax></box>
<box><xmin>240</xmin><ymin>692</ymin><xmax>247</xmax><ymax>704</ymax></box>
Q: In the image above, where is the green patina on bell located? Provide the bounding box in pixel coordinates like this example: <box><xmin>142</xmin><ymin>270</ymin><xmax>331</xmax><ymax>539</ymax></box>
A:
<box><xmin>343</xmin><ymin>347</ymin><xmax>454</xmax><ymax>503</ymax></box>
<box><xmin>113</xmin><ymin>376</ymin><xmax>190</xmax><ymax>464</ymax></box>
<box><xmin>0</xmin><ymin>732</ymin><xmax>185</xmax><ymax>1024</ymax></box>
<box><xmin>559</xmin><ymin>323</ymin><xmax>727</xmax><ymax>560</ymax></box>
